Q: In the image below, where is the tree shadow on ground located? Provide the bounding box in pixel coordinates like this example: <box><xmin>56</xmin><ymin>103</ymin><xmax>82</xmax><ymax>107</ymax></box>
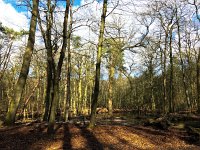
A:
<box><xmin>104</xmin><ymin>126</ymin><xmax>149</xmax><ymax>150</ymax></box>
<box><xmin>63</xmin><ymin>123</ymin><xmax>72</xmax><ymax>150</ymax></box>
<box><xmin>133</xmin><ymin>126</ymin><xmax>167</xmax><ymax>136</ymax></box>
<box><xmin>0</xmin><ymin>126</ymin><xmax>47</xmax><ymax>149</ymax></box>
<box><xmin>0</xmin><ymin>122</ymin><xmax>63</xmax><ymax>150</ymax></box>
<box><xmin>1</xmin><ymin>123</ymin><xmax>199</xmax><ymax>149</ymax></box>
<box><xmin>75</xmin><ymin>124</ymin><xmax>104</xmax><ymax>150</ymax></box>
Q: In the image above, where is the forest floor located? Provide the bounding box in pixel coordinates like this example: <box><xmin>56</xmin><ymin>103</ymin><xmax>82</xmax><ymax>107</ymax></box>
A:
<box><xmin>0</xmin><ymin>114</ymin><xmax>200</xmax><ymax>150</ymax></box>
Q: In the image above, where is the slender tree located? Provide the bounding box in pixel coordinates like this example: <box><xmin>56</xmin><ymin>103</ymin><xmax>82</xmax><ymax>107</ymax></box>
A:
<box><xmin>169</xmin><ymin>23</ymin><xmax>175</xmax><ymax>113</ymax></box>
<box><xmin>64</xmin><ymin>1</ymin><xmax>73</xmax><ymax>122</ymax></box>
<box><xmin>108</xmin><ymin>50</ymin><xmax>114</xmax><ymax>116</ymax></box>
<box><xmin>89</xmin><ymin>0</ymin><xmax>108</xmax><ymax>128</ymax></box>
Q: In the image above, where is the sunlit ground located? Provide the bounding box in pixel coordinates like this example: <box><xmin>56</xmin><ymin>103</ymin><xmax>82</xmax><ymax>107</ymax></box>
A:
<box><xmin>0</xmin><ymin>122</ymin><xmax>199</xmax><ymax>150</ymax></box>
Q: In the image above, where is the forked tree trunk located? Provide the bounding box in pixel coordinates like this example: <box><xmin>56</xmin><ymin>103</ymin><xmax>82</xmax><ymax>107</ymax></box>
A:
<box><xmin>37</xmin><ymin>0</ymin><xmax>55</xmax><ymax>122</ymax></box>
<box><xmin>5</xmin><ymin>0</ymin><xmax>39</xmax><ymax>125</ymax></box>
<box><xmin>47</xmin><ymin>0</ymin><xmax>70</xmax><ymax>134</ymax></box>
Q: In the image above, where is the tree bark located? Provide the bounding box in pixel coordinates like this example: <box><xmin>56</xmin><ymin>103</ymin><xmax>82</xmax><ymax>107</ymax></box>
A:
<box><xmin>163</xmin><ymin>31</ymin><xmax>167</xmax><ymax>114</ymax></box>
<box><xmin>169</xmin><ymin>27</ymin><xmax>174</xmax><ymax>113</ymax></box>
<box><xmin>149</xmin><ymin>58</ymin><xmax>155</xmax><ymax>111</ymax></box>
<box><xmin>47</xmin><ymin>0</ymin><xmax>70</xmax><ymax>134</ymax></box>
<box><xmin>108</xmin><ymin>53</ymin><xmax>114</xmax><ymax>116</ymax></box>
<box><xmin>197</xmin><ymin>48</ymin><xmax>200</xmax><ymax>113</ymax></box>
<box><xmin>64</xmin><ymin>3</ymin><xmax>73</xmax><ymax>122</ymax></box>
<box><xmin>5</xmin><ymin>0</ymin><xmax>39</xmax><ymax>125</ymax></box>
<box><xmin>89</xmin><ymin>0</ymin><xmax>108</xmax><ymax>128</ymax></box>
<box><xmin>78</xmin><ymin>61</ymin><xmax>83</xmax><ymax>114</ymax></box>
<box><xmin>37</xmin><ymin>0</ymin><xmax>55</xmax><ymax>122</ymax></box>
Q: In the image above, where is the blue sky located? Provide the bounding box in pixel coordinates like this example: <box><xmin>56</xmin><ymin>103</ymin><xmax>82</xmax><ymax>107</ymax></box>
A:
<box><xmin>3</xmin><ymin>0</ymin><xmax>27</xmax><ymax>12</ymax></box>
<box><xmin>0</xmin><ymin>0</ymin><xmax>82</xmax><ymax>31</ymax></box>
<box><xmin>3</xmin><ymin>0</ymin><xmax>81</xmax><ymax>12</ymax></box>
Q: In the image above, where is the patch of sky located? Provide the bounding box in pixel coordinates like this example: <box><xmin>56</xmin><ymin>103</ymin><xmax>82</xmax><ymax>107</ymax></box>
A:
<box><xmin>3</xmin><ymin>0</ymin><xmax>28</xmax><ymax>12</ymax></box>
<box><xmin>57</xmin><ymin>0</ymin><xmax>81</xmax><ymax>6</ymax></box>
<box><xmin>3</xmin><ymin>0</ymin><xmax>81</xmax><ymax>13</ymax></box>
<box><xmin>192</xmin><ymin>15</ymin><xmax>200</xmax><ymax>27</ymax></box>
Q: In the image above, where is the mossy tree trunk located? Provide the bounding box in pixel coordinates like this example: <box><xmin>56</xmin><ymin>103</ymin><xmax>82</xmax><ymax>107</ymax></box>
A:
<box><xmin>5</xmin><ymin>0</ymin><xmax>39</xmax><ymax>125</ymax></box>
<box><xmin>108</xmin><ymin>52</ymin><xmax>114</xmax><ymax>116</ymax></box>
<box><xmin>89</xmin><ymin>0</ymin><xmax>108</xmax><ymax>128</ymax></box>
<box><xmin>64</xmin><ymin>3</ymin><xmax>73</xmax><ymax>122</ymax></box>
<box><xmin>78</xmin><ymin>61</ymin><xmax>83</xmax><ymax>114</ymax></box>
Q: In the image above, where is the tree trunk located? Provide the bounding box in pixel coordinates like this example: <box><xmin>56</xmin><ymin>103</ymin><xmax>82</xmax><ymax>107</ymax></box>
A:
<box><xmin>37</xmin><ymin>0</ymin><xmax>54</xmax><ymax>122</ymax></box>
<box><xmin>89</xmin><ymin>0</ymin><xmax>108</xmax><ymax>128</ymax></box>
<box><xmin>72</xmin><ymin>80</ymin><xmax>77</xmax><ymax>116</ymax></box>
<box><xmin>163</xmin><ymin>31</ymin><xmax>168</xmax><ymax>114</ymax></box>
<box><xmin>193</xmin><ymin>0</ymin><xmax>200</xmax><ymax>113</ymax></box>
<box><xmin>108</xmin><ymin>53</ymin><xmax>114</xmax><ymax>116</ymax></box>
<box><xmin>176</xmin><ymin>12</ymin><xmax>191</xmax><ymax>112</ymax></box>
<box><xmin>48</xmin><ymin>78</ymin><xmax>58</xmax><ymax>134</ymax></box>
<box><xmin>47</xmin><ymin>0</ymin><xmax>70</xmax><ymax>134</ymax></box>
<box><xmin>149</xmin><ymin>59</ymin><xmax>155</xmax><ymax>111</ymax></box>
<box><xmin>64</xmin><ymin>3</ymin><xmax>72</xmax><ymax>121</ymax></box>
<box><xmin>197</xmin><ymin>48</ymin><xmax>200</xmax><ymax>113</ymax></box>
<box><xmin>5</xmin><ymin>0</ymin><xmax>39</xmax><ymax>125</ymax></box>
<box><xmin>43</xmin><ymin>62</ymin><xmax>53</xmax><ymax>121</ymax></box>
<box><xmin>83</xmin><ymin>80</ymin><xmax>88</xmax><ymax>115</ymax></box>
<box><xmin>169</xmin><ymin>28</ymin><xmax>174</xmax><ymax>113</ymax></box>
<box><xmin>82</xmin><ymin>58</ymin><xmax>89</xmax><ymax>115</ymax></box>
<box><xmin>78</xmin><ymin>61</ymin><xmax>83</xmax><ymax>114</ymax></box>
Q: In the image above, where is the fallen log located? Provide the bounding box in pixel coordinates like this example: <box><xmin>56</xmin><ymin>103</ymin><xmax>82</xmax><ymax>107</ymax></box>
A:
<box><xmin>144</xmin><ymin>117</ymin><xmax>171</xmax><ymax>130</ymax></box>
<box><xmin>96</xmin><ymin>108</ymin><xmax>108</xmax><ymax>114</ymax></box>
